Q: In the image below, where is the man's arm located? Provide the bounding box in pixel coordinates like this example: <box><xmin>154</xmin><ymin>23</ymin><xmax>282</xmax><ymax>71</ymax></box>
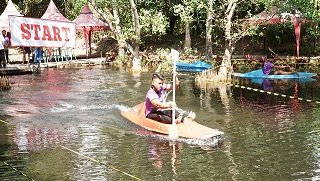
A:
<box><xmin>150</xmin><ymin>98</ymin><xmax>174</xmax><ymax>109</ymax></box>
<box><xmin>274</xmin><ymin>65</ymin><xmax>291</xmax><ymax>70</ymax></box>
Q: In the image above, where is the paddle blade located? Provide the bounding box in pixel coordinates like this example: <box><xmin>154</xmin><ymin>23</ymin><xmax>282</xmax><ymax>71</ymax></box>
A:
<box><xmin>171</xmin><ymin>49</ymin><xmax>179</xmax><ymax>61</ymax></box>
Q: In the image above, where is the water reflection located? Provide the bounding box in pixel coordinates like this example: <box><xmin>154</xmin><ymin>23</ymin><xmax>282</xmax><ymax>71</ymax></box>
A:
<box><xmin>147</xmin><ymin>138</ymin><xmax>183</xmax><ymax>173</ymax></box>
<box><xmin>4</xmin><ymin>70</ymin><xmax>72</xmax><ymax>117</ymax></box>
<box><xmin>194</xmin><ymin>75</ymin><xmax>320</xmax><ymax>180</ymax></box>
<box><xmin>13</xmin><ymin>124</ymin><xmax>76</xmax><ymax>152</ymax></box>
<box><xmin>72</xmin><ymin>124</ymin><xmax>108</xmax><ymax>181</ymax></box>
<box><xmin>194</xmin><ymin>79</ymin><xmax>239</xmax><ymax>180</ymax></box>
<box><xmin>1</xmin><ymin>68</ymin><xmax>320</xmax><ymax>180</ymax></box>
<box><xmin>236</xmin><ymin>86</ymin><xmax>306</xmax><ymax>131</ymax></box>
<box><xmin>132</xmin><ymin>72</ymin><xmax>142</xmax><ymax>88</ymax></box>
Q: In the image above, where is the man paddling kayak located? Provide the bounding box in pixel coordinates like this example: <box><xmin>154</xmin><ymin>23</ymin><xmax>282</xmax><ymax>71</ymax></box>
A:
<box><xmin>263</xmin><ymin>54</ymin><xmax>295</xmax><ymax>75</ymax></box>
<box><xmin>145</xmin><ymin>73</ymin><xmax>195</xmax><ymax>124</ymax></box>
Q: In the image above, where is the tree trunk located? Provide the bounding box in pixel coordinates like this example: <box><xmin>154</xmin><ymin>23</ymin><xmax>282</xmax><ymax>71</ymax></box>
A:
<box><xmin>167</xmin><ymin>15</ymin><xmax>178</xmax><ymax>35</ymax></box>
<box><xmin>91</xmin><ymin>3</ymin><xmax>134</xmax><ymax>59</ymax></box>
<box><xmin>129</xmin><ymin>0</ymin><xmax>142</xmax><ymax>71</ymax></box>
<box><xmin>112</xmin><ymin>8</ymin><xmax>125</xmax><ymax>57</ymax></box>
<box><xmin>184</xmin><ymin>21</ymin><xmax>191</xmax><ymax>50</ymax></box>
<box><xmin>219</xmin><ymin>0</ymin><xmax>237</xmax><ymax>80</ymax></box>
<box><xmin>205</xmin><ymin>0</ymin><xmax>213</xmax><ymax>61</ymax></box>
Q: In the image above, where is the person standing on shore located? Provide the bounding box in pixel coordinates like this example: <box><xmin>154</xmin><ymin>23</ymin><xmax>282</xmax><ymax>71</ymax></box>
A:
<box><xmin>2</xmin><ymin>30</ymin><xmax>9</xmax><ymax>64</ymax></box>
<box><xmin>0</xmin><ymin>33</ymin><xmax>5</xmax><ymax>68</ymax></box>
<box><xmin>22</xmin><ymin>47</ymin><xmax>31</xmax><ymax>64</ymax></box>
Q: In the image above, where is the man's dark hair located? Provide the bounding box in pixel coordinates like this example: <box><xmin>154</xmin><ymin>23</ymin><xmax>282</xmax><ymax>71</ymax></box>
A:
<box><xmin>152</xmin><ymin>73</ymin><xmax>164</xmax><ymax>81</ymax></box>
<box><xmin>266</xmin><ymin>53</ymin><xmax>275</xmax><ymax>59</ymax></box>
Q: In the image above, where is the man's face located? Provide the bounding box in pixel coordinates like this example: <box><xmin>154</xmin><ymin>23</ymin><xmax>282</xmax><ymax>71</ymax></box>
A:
<box><xmin>2</xmin><ymin>31</ymin><xmax>6</xmax><ymax>36</ymax></box>
<box><xmin>152</xmin><ymin>78</ymin><xmax>164</xmax><ymax>91</ymax></box>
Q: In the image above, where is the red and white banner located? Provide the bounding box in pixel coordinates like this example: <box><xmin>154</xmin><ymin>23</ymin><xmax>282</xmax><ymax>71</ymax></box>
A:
<box><xmin>9</xmin><ymin>16</ymin><xmax>76</xmax><ymax>48</ymax></box>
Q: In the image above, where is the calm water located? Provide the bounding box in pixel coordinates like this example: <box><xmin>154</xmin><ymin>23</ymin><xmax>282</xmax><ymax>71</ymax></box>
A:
<box><xmin>0</xmin><ymin>67</ymin><xmax>320</xmax><ymax>180</ymax></box>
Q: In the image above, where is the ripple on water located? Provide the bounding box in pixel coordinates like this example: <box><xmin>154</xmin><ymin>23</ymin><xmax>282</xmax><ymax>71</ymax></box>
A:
<box><xmin>49</xmin><ymin>102</ymin><xmax>75</xmax><ymax>113</ymax></box>
<box><xmin>134</xmin><ymin>128</ymin><xmax>223</xmax><ymax>149</ymax></box>
<box><xmin>48</xmin><ymin>102</ymin><xmax>130</xmax><ymax>113</ymax></box>
<box><xmin>78</xmin><ymin>104</ymin><xmax>130</xmax><ymax>112</ymax></box>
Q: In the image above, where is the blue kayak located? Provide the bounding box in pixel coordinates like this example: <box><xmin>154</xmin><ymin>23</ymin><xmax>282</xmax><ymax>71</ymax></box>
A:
<box><xmin>176</xmin><ymin>60</ymin><xmax>212</xmax><ymax>72</ymax></box>
<box><xmin>250</xmin><ymin>77</ymin><xmax>316</xmax><ymax>85</ymax></box>
<box><xmin>233</xmin><ymin>69</ymin><xmax>317</xmax><ymax>79</ymax></box>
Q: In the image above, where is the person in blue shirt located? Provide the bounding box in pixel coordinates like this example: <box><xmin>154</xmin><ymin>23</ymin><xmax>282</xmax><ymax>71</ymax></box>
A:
<box><xmin>33</xmin><ymin>47</ymin><xmax>43</xmax><ymax>65</ymax></box>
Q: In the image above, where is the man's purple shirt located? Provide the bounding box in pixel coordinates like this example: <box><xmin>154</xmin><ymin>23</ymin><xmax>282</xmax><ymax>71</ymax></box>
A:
<box><xmin>263</xmin><ymin>61</ymin><xmax>274</xmax><ymax>75</ymax></box>
<box><xmin>145</xmin><ymin>87</ymin><xmax>166</xmax><ymax>116</ymax></box>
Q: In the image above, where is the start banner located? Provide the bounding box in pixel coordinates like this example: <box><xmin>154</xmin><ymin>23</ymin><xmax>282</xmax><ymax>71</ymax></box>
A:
<box><xmin>9</xmin><ymin>16</ymin><xmax>76</xmax><ymax>48</ymax></box>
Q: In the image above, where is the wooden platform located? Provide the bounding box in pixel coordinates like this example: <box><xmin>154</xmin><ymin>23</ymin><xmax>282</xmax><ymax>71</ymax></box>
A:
<box><xmin>0</xmin><ymin>66</ymin><xmax>32</xmax><ymax>76</ymax></box>
<box><xmin>40</xmin><ymin>58</ymin><xmax>106</xmax><ymax>68</ymax></box>
<box><xmin>0</xmin><ymin>57</ymin><xmax>108</xmax><ymax>76</ymax></box>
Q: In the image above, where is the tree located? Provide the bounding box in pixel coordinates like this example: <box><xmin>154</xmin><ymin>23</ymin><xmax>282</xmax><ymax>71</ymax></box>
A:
<box><xmin>91</xmin><ymin>0</ymin><xmax>139</xmax><ymax>69</ymax></box>
<box><xmin>20</xmin><ymin>0</ymin><xmax>78</xmax><ymax>18</ymax></box>
<box><xmin>205</xmin><ymin>0</ymin><xmax>214</xmax><ymax>60</ymax></box>
<box><xmin>129</xmin><ymin>0</ymin><xmax>141</xmax><ymax>71</ymax></box>
<box><xmin>174</xmin><ymin>0</ymin><xmax>200</xmax><ymax>50</ymax></box>
<box><xmin>202</xmin><ymin>0</ymin><xmax>271</xmax><ymax>80</ymax></box>
<box><xmin>91</xmin><ymin>0</ymin><xmax>172</xmax><ymax>71</ymax></box>
<box><xmin>220</xmin><ymin>0</ymin><xmax>238</xmax><ymax>80</ymax></box>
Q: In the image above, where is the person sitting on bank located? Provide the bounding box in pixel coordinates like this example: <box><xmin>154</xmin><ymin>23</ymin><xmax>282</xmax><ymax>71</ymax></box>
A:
<box><xmin>145</xmin><ymin>73</ymin><xmax>195</xmax><ymax>124</ymax></box>
<box><xmin>263</xmin><ymin>54</ymin><xmax>295</xmax><ymax>75</ymax></box>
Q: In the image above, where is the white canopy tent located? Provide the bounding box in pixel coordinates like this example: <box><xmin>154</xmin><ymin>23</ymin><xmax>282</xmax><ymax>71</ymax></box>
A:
<box><xmin>0</xmin><ymin>0</ymin><xmax>23</xmax><ymax>31</ymax></box>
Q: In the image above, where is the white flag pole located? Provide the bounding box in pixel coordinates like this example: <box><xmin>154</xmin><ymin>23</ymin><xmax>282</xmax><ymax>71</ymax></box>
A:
<box><xmin>169</xmin><ymin>49</ymin><xmax>179</xmax><ymax>139</ymax></box>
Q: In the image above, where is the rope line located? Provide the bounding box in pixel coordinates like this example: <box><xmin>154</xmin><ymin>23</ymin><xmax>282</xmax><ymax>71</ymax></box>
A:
<box><xmin>60</xmin><ymin>145</ymin><xmax>144</xmax><ymax>181</ymax></box>
<box><xmin>0</xmin><ymin>120</ymin><xmax>143</xmax><ymax>180</ymax></box>
<box><xmin>197</xmin><ymin>78</ymin><xmax>320</xmax><ymax>104</ymax></box>
<box><xmin>2</xmin><ymin>161</ymin><xmax>35</xmax><ymax>181</ymax></box>
<box><xmin>1</xmin><ymin>120</ymin><xmax>35</xmax><ymax>180</ymax></box>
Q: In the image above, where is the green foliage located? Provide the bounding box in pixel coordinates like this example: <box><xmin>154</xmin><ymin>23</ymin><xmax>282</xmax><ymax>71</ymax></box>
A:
<box><xmin>267</xmin><ymin>23</ymin><xmax>294</xmax><ymax>45</ymax></box>
<box><xmin>155</xmin><ymin>48</ymin><xmax>171</xmax><ymax>61</ymax></box>
<box><xmin>155</xmin><ymin>48</ymin><xmax>172</xmax><ymax>72</ymax></box>
<box><xmin>183</xmin><ymin>48</ymin><xmax>198</xmax><ymax>55</ymax></box>
<box><xmin>140</xmin><ymin>9</ymin><xmax>169</xmax><ymax>35</ymax></box>
<box><xmin>277</xmin><ymin>0</ymin><xmax>320</xmax><ymax>39</ymax></box>
<box><xmin>67</xmin><ymin>0</ymin><xmax>87</xmax><ymax>20</ymax></box>
<box><xmin>114</xmin><ymin>55</ymin><xmax>130</xmax><ymax>67</ymax></box>
<box><xmin>173</xmin><ymin>0</ymin><xmax>205</xmax><ymax>23</ymax></box>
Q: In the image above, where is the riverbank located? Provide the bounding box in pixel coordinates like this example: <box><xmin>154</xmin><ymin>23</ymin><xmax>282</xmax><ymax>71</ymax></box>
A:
<box><xmin>0</xmin><ymin>57</ymin><xmax>106</xmax><ymax>76</ymax></box>
<box><xmin>2</xmin><ymin>43</ymin><xmax>320</xmax><ymax>76</ymax></box>
<box><xmin>0</xmin><ymin>42</ymin><xmax>107</xmax><ymax>76</ymax></box>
